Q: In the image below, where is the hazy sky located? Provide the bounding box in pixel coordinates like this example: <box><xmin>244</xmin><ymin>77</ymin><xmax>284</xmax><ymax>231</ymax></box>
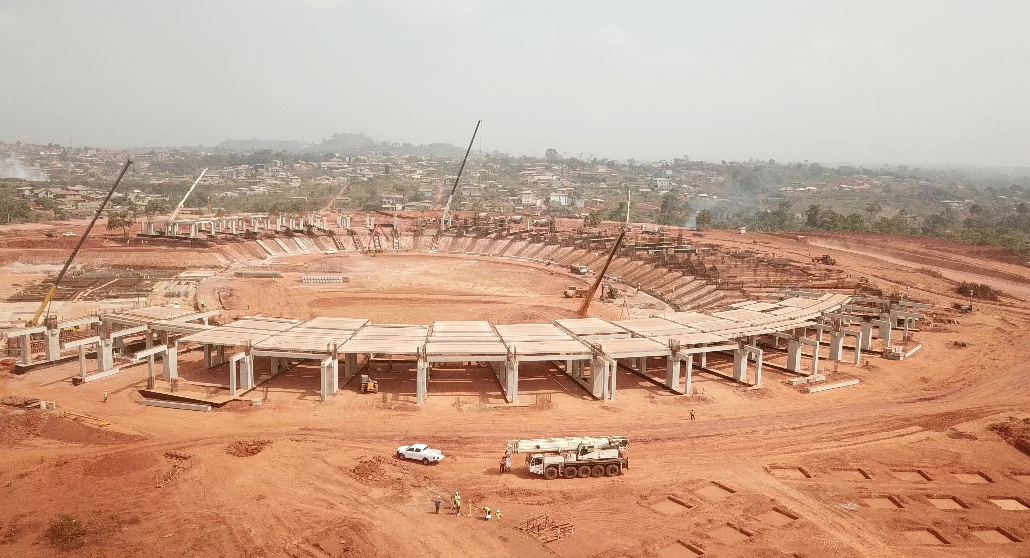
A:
<box><xmin>1</xmin><ymin>1</ymin><xmax>1028</xmax><ymax>166</ymax></box>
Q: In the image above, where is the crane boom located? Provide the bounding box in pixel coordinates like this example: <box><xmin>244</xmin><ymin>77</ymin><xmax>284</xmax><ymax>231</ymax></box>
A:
<box><xmin>505</xmin><ymin>436</ymin><xmax>628</xmax><ymax>455</ymax></box>
<box><xmin>431</xmin><ymin>120</ymin><xmax>480</xmax><ymax>250</ymax></box>
<box><xmin>576</xmin><ymin>229</ymin><xmax>626</xmax><ymax>318</ymax></box>
<box><xmin>29</xmin><ymin>159</ymin><xmax>132</xmax><ymax>326</ymax></box>
<box><xmin>167</xmin><ymin>168</ymin><xmax>207</xmax><ymax>222</ymax></box>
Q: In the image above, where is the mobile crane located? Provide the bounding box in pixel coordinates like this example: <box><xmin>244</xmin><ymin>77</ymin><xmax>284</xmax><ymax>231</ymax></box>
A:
<box><xmin>502</xmin><ymin>436</ymin><xmax>629</xmax><ymax>480</ymax></box>
<box><xmin>27</xmin><ymin>159</ymin><xmax>132</xmax><ymax>326</ymax></box>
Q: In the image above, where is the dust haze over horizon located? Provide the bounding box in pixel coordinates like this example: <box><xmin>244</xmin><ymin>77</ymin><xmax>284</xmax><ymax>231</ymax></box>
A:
<box><xmin>1</xmin><ymin>1</ymin><xmax>1028</xmax><ymax>167</ymax></box>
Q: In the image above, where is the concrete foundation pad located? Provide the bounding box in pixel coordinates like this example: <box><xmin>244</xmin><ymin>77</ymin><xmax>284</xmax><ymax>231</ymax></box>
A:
<box><xmin>807</xmin><ymin>379</ymin><xmax>859</xmax><ymax>393</ymax></box>
<box><xmin>73</xmin><ymin>368</ymin><xmax>121</xmax><ymax>384</ymax></box>
<box><xmin>138</xmin><ymin>399</ymin><xmax>212</xmax><ymax>412</ymax></box>
<box><xmin>786</xmin><ymin>375</ymin><xmax>825</xmax><ymax>386</ymax></box>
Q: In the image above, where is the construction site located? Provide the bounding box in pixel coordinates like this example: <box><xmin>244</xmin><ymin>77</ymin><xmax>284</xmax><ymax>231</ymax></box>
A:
<box><xmin>2</xmin><ymin>197</ymin><xmax>1030</xmax><ymax>557</ymax></box>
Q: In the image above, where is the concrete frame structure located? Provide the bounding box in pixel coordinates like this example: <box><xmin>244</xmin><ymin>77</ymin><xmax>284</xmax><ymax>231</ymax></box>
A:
<box><xmin>81</xmin><ymin>292</ymin><xmax>926</xmax><ymax>408</ymax></box>
<box><xmin>3</xmin><ymin>316</ymin><xmax>100</xmax><ymax>369</ymax></box>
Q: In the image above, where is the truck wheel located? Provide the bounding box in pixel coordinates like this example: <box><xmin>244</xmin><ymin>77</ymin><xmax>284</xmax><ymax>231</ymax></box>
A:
<box><xmin>591</xmin><ymin>465</ymin><xmax>605</xmax><ymax>478</ymax></box>
<box><xmin>543</xmin><ymin>467</ymin><xmax>559</xmax><ymax>480</ymax></box>
<box><xmin>577</xmin><ymin>465</ymin><xmax>592</xmax><ymax>478</ymax></box>
<box><xmin>423</xmin><ymin>458</ymin><xmax>430</xmax><ymax>465</ymax></box>
<box><xmin>605</xmin><ymin>464</ymin><xmax>621</xmax><ymax>477</ymax></box>
<box><xmin>563</xmin><ymin>466</ymin><xmax>578</xmax><ymax>479</ymax></box>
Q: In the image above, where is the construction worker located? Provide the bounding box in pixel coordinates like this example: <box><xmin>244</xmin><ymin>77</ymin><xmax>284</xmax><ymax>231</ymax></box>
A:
<box><xmin>690</xmin><ymin>407</ymin><xmax>695</xmax><ymax>421</ymax></box>
<box><xmin>103</xmin><ymin>390</ymin><xmax>108</xmax><ymax>403</ymax></box>
<box><xmin>434</xmin><ymin>496</ymin><xmax>442</xmax><ymax>514</ymax></box>
<box><xmin>495</xmin><ymin>509</ymin><xmax>501</xmax><ymax>521</ymax></box>
<box><xmin>454</xmin><ymin>492</ymin><xmax>461</xmax><ymax>516</ymax></box>
<box><xmin>483</xmin><ymin>507</ymin><xmax>492</xmax><ymax>520</ymax></box>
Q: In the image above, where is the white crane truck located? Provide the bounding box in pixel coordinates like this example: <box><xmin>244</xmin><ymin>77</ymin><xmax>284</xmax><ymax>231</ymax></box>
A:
<box><xmin>504</xmin><ymin>436</ymin><xmax>628</xmax><ymax>480</ymax></box>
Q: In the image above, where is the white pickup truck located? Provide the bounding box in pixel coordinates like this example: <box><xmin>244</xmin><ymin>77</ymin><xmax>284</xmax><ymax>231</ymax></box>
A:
<box><xmin>397</xmin><ymin>443</ymin><xmax>445</xmax><ymax>464</ymax></box>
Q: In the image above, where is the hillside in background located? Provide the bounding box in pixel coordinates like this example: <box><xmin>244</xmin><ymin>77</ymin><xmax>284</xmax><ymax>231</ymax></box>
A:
<box><xmin>216</xmin><ymin>133</ymin><xmax>462</xmax><ymax>157</ymax></box>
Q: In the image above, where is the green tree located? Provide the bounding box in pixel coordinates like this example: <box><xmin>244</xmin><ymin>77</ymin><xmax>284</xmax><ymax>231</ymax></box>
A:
<box><xmin>36</xmin><ymin>197</ymin><xmax>58</xmax><ymax>211</ymax></box>
<box><xmin>864</xmin><ymin>202</ymin><xmax>882</xmax><ymax>218</ymax></box>
<box><xmin>696</xmin><ymin>209</ymin><xmax>713</xmax><ymax>229</ymax></box>
<box><xmin>106</xmin><ymin>210</ymin><xmax>136</xmax><ymax>237</ymax></box>
<box><xmin>545</xmin><ymin>148</ymin><xmax>559</xmax><ymax>162</ymax></box>
<box><xmin>806</xmin><ymin>204</ymin><xmax>822</xmax><ymax>228</ymax></box>
<box><xmin>145</xmin><ymin>199</ymin><xmax>171</xmax><ymax>215</ymax></box>
<box><xmin>656</xmin><ymin>192</ymin><xmax>691</xmax><ymax>226</ymax></box>
<box><xmin>584</xmin><ymin>210</ymin><xmax>602</xmax><ymax>227</ymax></box>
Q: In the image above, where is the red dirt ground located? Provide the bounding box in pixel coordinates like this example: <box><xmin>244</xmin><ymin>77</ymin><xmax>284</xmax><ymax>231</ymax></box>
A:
<box><xmin>2</xmin><ymin>219</ymin><xmax>1030</xmax><ymax>557</ymax></box>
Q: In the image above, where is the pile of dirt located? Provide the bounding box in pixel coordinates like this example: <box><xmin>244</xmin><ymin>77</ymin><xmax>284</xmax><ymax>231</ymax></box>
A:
<box><xmin>988</xmin><ymin>418</ymin><xmax>1030</xmax><ymax>457</ymax></box>
<box><xmin>350</xmin><ymin>455</ymin><xmax>428</xmax><ymax>491</ymax></box>
<box><xmin>285</xmin><ymin>519</ymin><xmax>378</xmax><ymax>558</ymax></box>
<box><xmin>225</xmin><ymin>439</ymin><xmax>272</xmax><ymax>457</ymax></box>
<box><xmin>42</xmin><ymin>514</ymin><xmax>86</xmax><ymax>551</ymax></box>
<box><xmin>0</xmin><ymin>409</ymin><xmax>50</xmax><ymax>443</ymax></box>
<box><xmin>38</xmin><ymin>417</ymin><xmax>146</xmax><ymax>446</ymax></box>
<box><xmin>83</xmin><ymin>452</ymin><xmax>159</xmax><ymax>478</ymax></box>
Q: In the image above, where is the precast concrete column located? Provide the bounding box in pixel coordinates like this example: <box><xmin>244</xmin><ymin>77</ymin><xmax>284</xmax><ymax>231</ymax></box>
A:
<box><xmin>877</xmin><ymin>318</ymin><xmax>890</xmax><ymax>339</ymax></box>
<box><xmin>666</xmin><ymin>356</ymin><xmax>681</xmax><ymax>391</ymax></box>
<box><xmin>145</xmin><ymin>331</ymin><xmax>155</xmax><ymax>382</ymax></box>
<box><xmin>860</xmin><ymin>322</ymin><xmax>873</xmax><ymax>350</ymax></box>
<box><xmin>319</xmin><ymin>356</ymin><xmax>331</xmax><ymax>402</ymax></box>
<box><xmin>638</xmin><ymin>357</ymin><xmax>647</xmax><ymax>375</ymax></box>
<box><xmin>216</xmin><ymin>345</ymin><xmax>224</xmax><ymax>366</ymax></box>
<box><xmin>19</xmin><ymin>334</ymin><xmax>31</xmax><ymax>366</ymax></box>
<box><xmin>590</xmin><ymin>356</ymin><xmax>606</xmax><ymax>397</ymax></box>
<box><xmin>162</xmin><ymin>339</ymin><xmax>179</xmax><ymax>381</ymax></box>
<box><xmin>157</xmin><ymin>331</ymin><xmax>168</xmax><ymax>370</ymax></box>
<box><xmin>45</xmin><ymin>328</ymin><xmax>61</xmax><ymax>361</ymax></box>
<box><xmin>241</xmin><ymin>354</ymin><xmax>254</xmax><ymax>390</ymax></box>
<box><xmin>700</xmin><ymin>352</ymin><xmax>707</xmax><ymax>369</ymax></box>
<box><xmin>811</xmin><ymin>343</ymin><xmax>820</xmax><ymax>376</ymax></box>
<box><xmin>416</xmin><ymin>359</ymin><xmax>428</xmax><ymax>404</ymax></box>
<box><xmin>753</xmin><ymin>348</ymin><xmax>763</xmax><ymax>386</ymax></box>
<box><xmin>270</xmin><ymin>357</ymin><xmax>279</xmax><ymax>377</ymax></box>
<box><xmin>78</xmin><ymin>345</ymin><xmax>87</xmax><ymax>380</ymax></box>
<box><xmin>98</xmin><ymin>338</ymin><xmax>115</xmax><ymax>373</ymax></box>
<box><xmin>331</xmin><ymin>356</ymin><xmax>339</xmax><ymax>394</ymax></box>
<box><xmin>229</xmin><ymin>355</ymin><xmax>240</xmax><ymax>396</ymax></box>
<box><xmin>853</xmin><ymin>331</ymin><xmax>863</xmax><ymax>365</ymax></box>
<box><xmin>204</xmin><ymin>345</ymin><xmax>212</xmax><ymax>368</ymax></box>
<box><xmin>607</xmin><ymin>359</ymin><xmax>616</xmax><ymax>400</ymax></box>
<box><xmin>829</xmin><ymin>332</ymin><xmax>844</xmax><ymax>361</ymax></box>
<box><xmin>786</xmin><ymin>340</ymin><xmax>802</xmax><ymax>371</ymax></box>
<box><xmin>506</xmin><ymin>359</ymin><xmax>519</xmax><ymax>404</ymax></box>
<box><xmin>684</xmin><ymin>354</ymin><xmax>694</xmax><ymax>395</ymax></box>
<box><xmin>732</xmin><ymin>349</ymin><xmax>747</xmax><ymax>383</ymax></box>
